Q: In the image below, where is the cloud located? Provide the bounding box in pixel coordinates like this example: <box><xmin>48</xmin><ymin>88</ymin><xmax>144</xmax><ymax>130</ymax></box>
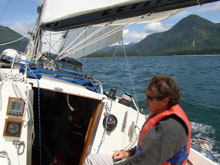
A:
<box><xmin>122</xmin><ymin>22</ymin><xmax>173</xmax><ymax>43</ymax></box>
<box><xmin>194</xmin><ymin>1</ymin><xmax>220</xmax><ymax>13</ymax></box>
<box><xmin>123</xmin><ymin>29</ymin><xmax>148</xmax><ymax>43</ymax></box>
<box><xmin>144</xmin><ymin>22</ymin><xmax>173</xmax><ymax>33</ymax></box>
<box><xmin>7</xmin><ymin>14</ymin><xmax>36</xmax><ymax>37</ymax></box>
<box><xmin>10</xmin><ymin>22</ymin><xmax>32</xmax><ymax>37</ymax></box>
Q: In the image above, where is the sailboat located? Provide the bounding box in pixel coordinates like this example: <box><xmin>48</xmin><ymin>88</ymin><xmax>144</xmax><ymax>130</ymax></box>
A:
<box><xmin>0</xmin><ymin>0</ymin><xmax>219</xmax><ymax>164</ymax></box>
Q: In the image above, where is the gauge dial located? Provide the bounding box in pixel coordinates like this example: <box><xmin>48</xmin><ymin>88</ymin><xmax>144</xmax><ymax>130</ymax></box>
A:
<box><xmin>3</xmin><ymin>119</ymin><xmax>23</xmax><ymax>137</ymax></box>
<box><xmin>8</xmin><ymin>123</ymin><xmax>19</xmax><ymax>134</ymax></box>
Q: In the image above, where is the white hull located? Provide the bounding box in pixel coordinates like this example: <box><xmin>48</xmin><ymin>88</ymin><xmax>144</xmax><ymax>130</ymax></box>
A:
<box><xmin>1</xmin><ymin>0</ymin><xmax>219</xmax><ymax>163</ymax></box>
<box><xmin>0</xmin><ymin>65</ymin><xmax>218</xmax><ymax>165</ymax></box>
<box><xmin>0</xmin><ymin>66</ymin><xmax>147</xmax><ymax>164</ymax></box>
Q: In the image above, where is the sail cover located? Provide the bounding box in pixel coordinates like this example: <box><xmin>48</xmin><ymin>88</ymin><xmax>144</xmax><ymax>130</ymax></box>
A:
<box><xmin>40</xmin><ymin>0</ymin><xmax>218</xmax><ymax>31</ymax></box>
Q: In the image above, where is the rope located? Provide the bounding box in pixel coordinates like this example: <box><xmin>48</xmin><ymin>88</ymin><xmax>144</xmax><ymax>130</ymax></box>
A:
<box><xmin>103</xmin><ymin>43</ymin><xmax>120</xmax><ymax>67</ymax></box>
<box><xmin>43</xmin><ymin>31</ymin><xmax>65</xmax><ymax>36</ymax></box>
<box><xmin>123</xmin><ymin>135</ymin><xmax>139</xmax><ymax>151</ymax></box>
<box><xmin>191</xmin><ymin>138</ymin><xmax>219</xmax><ymax>162</ymax></box>
<box><xmin>2</xmin><ymin>56</ymin><xmax>40</xmax><ymax>65</ymax></box>
<box><xmin>57</xmin><ymin>14</ymin><xmax>149</xmax><ymax>60</ymax></box>
<box><xmin>42</xmin><ymin>35</ymin><xmax>62</xmax><ymax>54</ymax></box>
<box><xmin>89</xmin><ymin>79</ymin><xmax>100</xmax><ymax>93</ymax></box>
<box><xmin>0</xmin><ymin>81</ymin><xmax>4</xmax><ymax>112</ymax></box>
<box><xmin>58</xmin><ymin>27</ymin><xmax>89</xmax><ymax>56</ymax></box>
<box><xmin>121</xmin><ymin>40</ymin><xmax>139</xmax><ymax>108</ymax></box>
<box><xmin>0</xmin><ymin>151</ymin><xmax>11</xmax><ymax>165</ymax></box>
<box><xmin>95</xmin><ymin>79</ymin><xmax>103</xmax><ymax>94</ymax></box>
<box><xmin>0</xmin><ymin>0</ymin><xmax>14</xmax><ymax>22</ymax></box>
<box><xmin>181</xmin><ymin>98</ymin><xmax>220</xmax><ymax>110</ymax></box>
<box><xmin>67</xmin><ymin>94</ymin><xmax>75</xmax><ymax>111</ymax></box>
<box><xmin>57</xmin><ymin>24</ymin><xmax>111</xmax><ymax>60</ymax></box>
<box><xmin>27</xmin><ymin>66</ymin><xmax>42</xmax><ymax>165</ymax></box>
<box><xmin>0</xmin><ymin>36</ymin><xmax>27</xmax><ymax>46</ymax></box>
<box><xmin>12</xmin><ymin>83</ymin><xmax>31</xmax><ymax>125</ymax></box>
<box><xmin>96</xmin><ymin>100</ymin><xmax>113</xmax><ymax>154</ymax></box>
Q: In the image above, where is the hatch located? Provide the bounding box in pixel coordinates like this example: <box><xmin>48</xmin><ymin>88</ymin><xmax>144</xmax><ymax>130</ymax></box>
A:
<box><xmin>31</xmin><ymin>88</ymin><xmax>102</xmax><ymax>164</ymax></box>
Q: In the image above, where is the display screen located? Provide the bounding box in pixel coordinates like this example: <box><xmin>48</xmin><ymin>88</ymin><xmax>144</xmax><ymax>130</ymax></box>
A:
<box><xmin>7</xmin><ymin>97</ymin><xmax>25</xmax><ymax>116</ymax></box>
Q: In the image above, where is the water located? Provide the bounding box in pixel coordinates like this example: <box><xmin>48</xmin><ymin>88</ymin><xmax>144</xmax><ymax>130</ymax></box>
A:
<box><xmin>83</xmin><ymin>55</ymin><xmax>220</xmax><ymax>162</ymax></box>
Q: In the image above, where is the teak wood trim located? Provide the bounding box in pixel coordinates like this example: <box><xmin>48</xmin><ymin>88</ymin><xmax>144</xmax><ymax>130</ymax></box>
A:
<box><xmin>79</xmin><ymin>101</ymin><xmax>104</xmax><ymax>165</ymax></box>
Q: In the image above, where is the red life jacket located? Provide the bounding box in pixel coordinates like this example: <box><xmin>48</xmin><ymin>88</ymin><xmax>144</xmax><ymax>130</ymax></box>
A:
<box><xmin>137</xmin><ymin>104</ymin><xmax>191</xmax><ymax>165</ymax></box>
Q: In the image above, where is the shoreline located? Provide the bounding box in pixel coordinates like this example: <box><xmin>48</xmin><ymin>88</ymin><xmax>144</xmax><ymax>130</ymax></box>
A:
<box><xmin>88</xmin><ymin>54</ymin><xmax>220</xmax><ymax>58</ymax></box>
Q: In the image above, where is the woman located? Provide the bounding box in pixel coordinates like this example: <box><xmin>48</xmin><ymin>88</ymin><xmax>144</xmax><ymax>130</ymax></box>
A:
<box><xmin>85</xmin><ymin>76</ymin><xmax>191</xmax><ymax>165</ymax></box>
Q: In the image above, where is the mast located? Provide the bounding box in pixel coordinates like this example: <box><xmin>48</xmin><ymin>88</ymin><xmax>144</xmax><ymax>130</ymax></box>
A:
<box><xmin>26</xmin><ymin>0</ymin><xmax>46</xmax><ymax>61</ymax></box>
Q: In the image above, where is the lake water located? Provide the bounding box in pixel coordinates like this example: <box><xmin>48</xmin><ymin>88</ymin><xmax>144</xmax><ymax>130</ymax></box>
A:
<box><xmin>83</xmin><ymin>55</ymin><xmax>220</xmax><ymax>162</ymax></box>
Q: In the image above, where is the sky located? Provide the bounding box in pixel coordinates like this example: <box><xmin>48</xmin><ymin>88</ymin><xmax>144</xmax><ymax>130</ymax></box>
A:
<box><xmin>0</xmin><ymin>0</ymin><xmax>220</xmax><ymax>44</ymax></box>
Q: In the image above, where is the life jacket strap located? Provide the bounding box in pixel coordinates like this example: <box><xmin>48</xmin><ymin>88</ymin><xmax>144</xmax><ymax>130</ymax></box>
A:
<box><xmin>167</xmin><ymin>145</ymin><xmax>189</xmax><ymax>163</ymax></box>
<box><xmin>136</xmin><ymin>145</ymin><xmax>140</xmax><ymax>154</ymax></box>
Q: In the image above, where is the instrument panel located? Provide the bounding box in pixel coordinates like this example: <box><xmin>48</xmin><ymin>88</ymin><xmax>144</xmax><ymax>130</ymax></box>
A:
<box><xmin>3</xmin><ymin>118</ymin><xmax>23</xmax><ymax>137</ymax></box>
<box><xmin>6</xmin><ymin>97</ymin><xmax>25</xmax><ymax>116</ymax></box>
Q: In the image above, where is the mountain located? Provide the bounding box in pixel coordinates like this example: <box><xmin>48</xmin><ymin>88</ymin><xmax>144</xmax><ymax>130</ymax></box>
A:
<box><xmin>1</xmin><ymin>15</ymin><xmax>220</xmax><ymax>56</ymax></box>
<box><xmin>90</xmin><ymin>42</ymin><xmax>137</xmax><ymax>57</ymax></box>
<box><xmin>101</xmin><ymin>42</ymin><xmax>136</xmax><ymax>52</ymax></box>
<box><xmin>130</xmin><ymin>14</ymin><xmax>220</xmax><ymax>56</ymax></box>
<box><xmin>93</xmin><ymin>14</ymin><xmax>220</xmax><ymax>56</ymax></box>
<box><xmin>0</xmin><ymin>25</ymin><xmax>29</xmax><ymax>53</ymax></box>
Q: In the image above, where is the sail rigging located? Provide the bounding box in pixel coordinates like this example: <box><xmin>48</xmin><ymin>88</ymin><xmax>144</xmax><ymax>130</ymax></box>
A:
<box><xmin>40</xmin><ymin>9</ymin><xmax>184</xmax><ymax>60</ymax></box>
<box><xmin>29</xmin><ymin>0</ymin><xmax>219</xmax><ymax>61</ymax></box>
<box><xmin>41</xmin><ymin>25</ymin><xmax>123</xmax><ymax>59</ymax></box>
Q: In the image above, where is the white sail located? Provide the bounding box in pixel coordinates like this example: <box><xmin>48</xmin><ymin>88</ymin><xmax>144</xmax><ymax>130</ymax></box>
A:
<box><xmin>40</xmin><ymin>7</ymin><xmax>183</xmax><ymax>59</ymax></box>
<box><xmin>40</xmin><ymin>0</ymin><xmax>193</xmax><ymax>31</ymax></box>
<box><xmin>41</xmin><ymin>0</ymin><xmax>182</xmax><ymax>26</ymax></box>
<box><xmin>41</xmin><ymin>0</ymin><xmax>145</xmax><ymax>24</ymax></box>
<box><xmin>38</xmin><ymin>0</ymin><xmax>212</xmax><ymax>59</ymax></box>
<box><xmin>40</xmin><ymin>0</ymin><xmax>183</xmax><ymax>59</ymax></box>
